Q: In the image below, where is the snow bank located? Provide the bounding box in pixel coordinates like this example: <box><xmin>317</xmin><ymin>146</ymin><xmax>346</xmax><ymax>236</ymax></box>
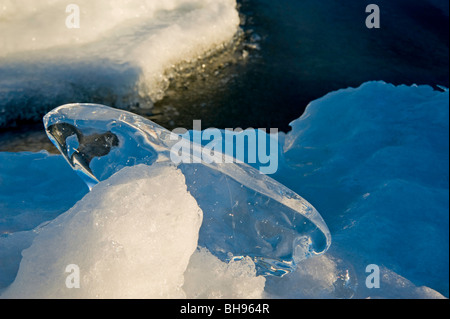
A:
<box><xmin>0</xmin><ymin>0</ymin><xmax>240</xmax><ymax>125</ymax></box>
<box><xmin>2</xmin><ymin>163</ymin><xmax>204</xmax><ymax>298</ymax></box>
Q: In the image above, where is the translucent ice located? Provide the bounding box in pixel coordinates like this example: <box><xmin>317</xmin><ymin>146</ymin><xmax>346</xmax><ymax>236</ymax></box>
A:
<box><xmin>43</xmin><ymin>103</ymin><xmax>331</xmax><ymax>276</ymax></box>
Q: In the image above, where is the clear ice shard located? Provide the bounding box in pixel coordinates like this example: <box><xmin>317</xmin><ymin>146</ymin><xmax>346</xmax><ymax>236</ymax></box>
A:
<box><xmin>44</xmin><ymin>103</ymin><xmax>331</xmax><ymax>276</ymax></box>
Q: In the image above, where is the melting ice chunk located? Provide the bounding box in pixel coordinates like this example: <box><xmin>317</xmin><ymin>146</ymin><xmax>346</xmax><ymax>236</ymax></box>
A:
<box><xmin>44</xmin><ymin>103</ymin><xmax>331</xmax><ymax>276</ymax></box>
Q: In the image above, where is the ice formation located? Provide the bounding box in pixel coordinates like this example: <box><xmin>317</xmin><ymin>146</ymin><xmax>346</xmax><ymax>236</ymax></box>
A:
<box><xmin>1</xmin><ymin>164</ymin><xmax>203</xmax><ymax>298</ymax></box>
<box><xmin>0</xmin><ymin>81</ymin><xmax>448</xmax><ymax>299</ymax></box>
<box><xmin>0</xmin><ymin>0</ymin><xmax>240</xmax><ymax>125</ymax></box>
<box><xmin>0</xmin><ymin>157</ymin><xmax>266</xmax><ymax>299</ymax></box>
<box><xmin>43</xmin><ymin>103</ymin><xmax>332</xmax><ymax>276</ymax></box>
<box><xmin>276</xmin><ymin>81</ymin><xmax>449</xmax><ymax>298</ymax></box>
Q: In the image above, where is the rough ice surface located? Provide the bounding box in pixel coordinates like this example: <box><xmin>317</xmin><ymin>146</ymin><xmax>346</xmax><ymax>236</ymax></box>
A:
<box><xmin>184</xmin><ymin>248</ymin><xmax>266</xmax><ymax>299</ymax></box>
<box><xmin>0</xmin><ymin>81</ymin><xmax>448</xmax><ymax>299</ymax></box>
<box><xmin>2</xmin><ymin>164</ymin><xmax>204</xmax><ymax>298</ymax></box>
<box><xmin>0</xmin><ymin>0</ymin><xmax>240</xmax><ymax>126</ymax></box>
<box><xmin>0</xmin><ymin>151</ymin><xmax>88</xmax><ymax>290</ymax></box>
<box><xmin>43</xmin><ymin>103</ymin><xmax>332</xmax><ymax>276</ymax></box>
<box><xmin>276</xmin><ymin>81</ymin><xmax>449</xmax><ymax>298</ymax></box>
<box><xmin>1</xmin><ymin>159</ymin><xmax>265</xmax><ymax>299</ymax></box>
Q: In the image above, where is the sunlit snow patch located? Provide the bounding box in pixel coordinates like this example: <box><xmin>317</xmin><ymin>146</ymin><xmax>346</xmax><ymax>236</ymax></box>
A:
<box><xmin>0</xmin><ymin>0</ymin><xmax>241</xmax><ymax>125</ymax></box>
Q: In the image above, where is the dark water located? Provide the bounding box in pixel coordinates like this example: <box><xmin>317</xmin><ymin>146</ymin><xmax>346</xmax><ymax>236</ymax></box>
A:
<box><xmin>149</xmin><ymin>0</ymin><xmax>449</xmax><ymax>130</ymax></box>
<box><xmin>0</xmin><ymin>0</ymin><xmax>448</xmax><ymax>152</ymax></box>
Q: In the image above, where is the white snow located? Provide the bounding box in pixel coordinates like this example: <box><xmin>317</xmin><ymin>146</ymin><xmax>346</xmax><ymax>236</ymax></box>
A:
<box><xmin>2</xmin><ymin>163</ymin><xmax>204</xmax><ymax>298</ymax></box>
<box><xmin>0</xmin><ymin>0</ymin><xmax>240</xmax><ymax>125</ymax></box>
<box><xmin>184</xmin><ymin>248</ymin><xmax>266</xmax><ymax>299</ymax></box>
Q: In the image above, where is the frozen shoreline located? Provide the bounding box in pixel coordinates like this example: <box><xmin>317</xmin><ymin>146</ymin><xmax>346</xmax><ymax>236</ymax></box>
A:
<box><xmin>0</xmin><ymin>82</ymin><xmax>448</xmax><ymax>299</ymax></box>
<box><xmin>0</xmin><ymin>0</ymin><xmax>241</xmax><ymax>126</ymax></box>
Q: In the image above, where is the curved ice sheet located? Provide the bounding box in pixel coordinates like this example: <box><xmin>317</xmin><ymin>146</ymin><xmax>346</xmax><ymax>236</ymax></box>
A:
<box><xmin>44</xmin><ymin>103</ymin><xmax>331</xmax><ymax>276</ymax></box>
